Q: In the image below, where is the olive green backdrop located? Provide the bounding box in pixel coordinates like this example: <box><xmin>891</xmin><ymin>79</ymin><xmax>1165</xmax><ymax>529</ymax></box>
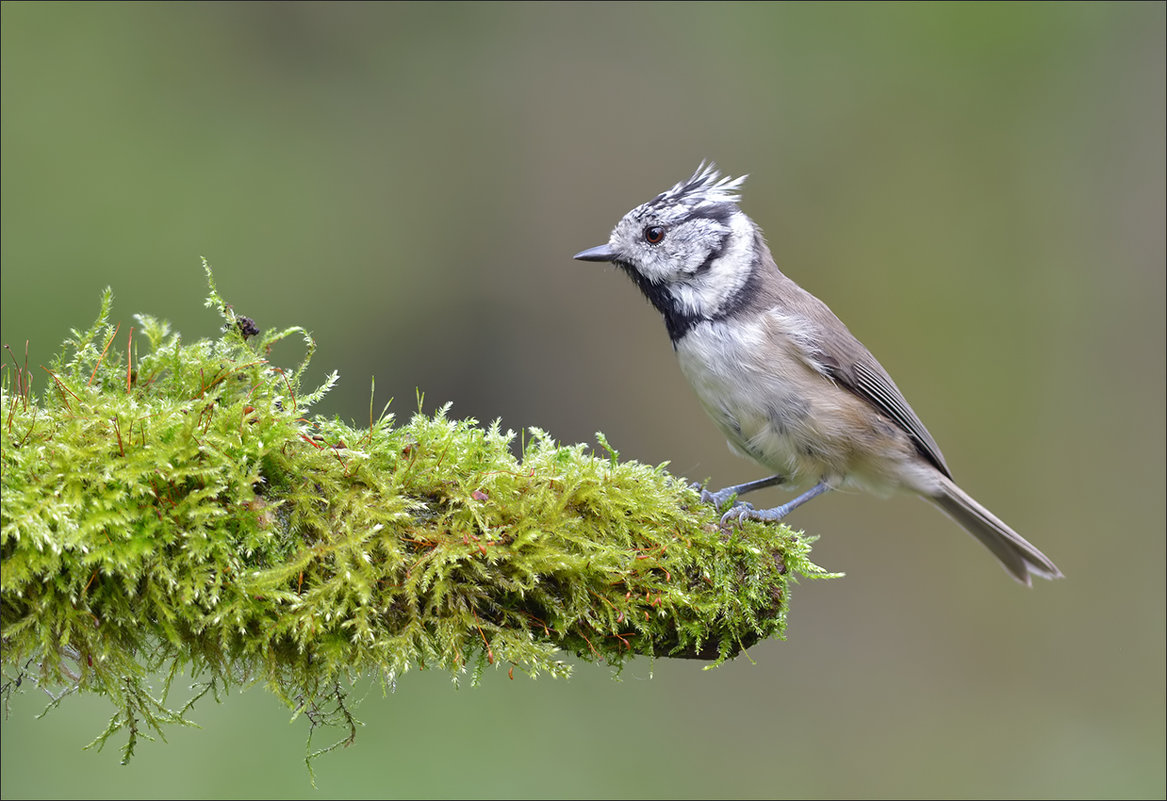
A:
<box><xmin>2</xmin><ymin>2</ymin><xmax>1163</xmax><ymax>798</ymax></box>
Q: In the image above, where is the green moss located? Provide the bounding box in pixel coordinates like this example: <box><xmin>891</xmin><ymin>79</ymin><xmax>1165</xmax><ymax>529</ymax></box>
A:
<box><xmin>1</xmin><ymin>264</ymin><xmax>836</xmax><ymax>764</ymax></box>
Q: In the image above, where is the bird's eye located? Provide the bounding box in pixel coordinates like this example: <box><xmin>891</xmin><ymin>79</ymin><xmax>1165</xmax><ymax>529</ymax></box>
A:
<box><xmin>643</xmin><ymin>226</ymin><xmax>666</xmax><ymax>245</ymax></box>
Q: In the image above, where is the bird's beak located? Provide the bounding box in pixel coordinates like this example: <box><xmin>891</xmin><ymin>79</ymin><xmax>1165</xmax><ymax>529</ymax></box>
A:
<box><xmin>573</xmin><ymin>244</ymin><xmax>617</xmax><ymax>263</ymax></box>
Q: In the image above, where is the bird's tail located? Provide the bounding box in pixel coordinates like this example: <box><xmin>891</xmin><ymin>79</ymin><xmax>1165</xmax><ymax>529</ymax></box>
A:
<box><xmin>927</xmin><ymin>476</ymin><xmax>1063</xmax><ymax>586</ymax></box>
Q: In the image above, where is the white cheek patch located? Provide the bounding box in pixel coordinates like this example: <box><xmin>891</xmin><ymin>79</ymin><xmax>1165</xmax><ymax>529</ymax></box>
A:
<box><xmin>671</xmin><ymin>213</ymin><xmax>756</xmax><ymax>318</ymax></box>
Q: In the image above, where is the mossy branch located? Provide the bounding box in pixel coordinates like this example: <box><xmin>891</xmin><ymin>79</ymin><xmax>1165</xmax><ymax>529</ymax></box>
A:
<box><xmin>1</xmin><ymin>264</ymin><xmax>836</xmax><ymax>763</ymax></box>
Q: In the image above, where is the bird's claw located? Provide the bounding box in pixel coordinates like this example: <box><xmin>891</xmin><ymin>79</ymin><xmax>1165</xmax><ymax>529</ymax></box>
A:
<box><xmin>699</xmin><ymin>486</ymin><xmax>740</xmax><ymax>508</ymax></box>
<box><xmin>693</xmin><ymin>482</ymin><xmax>783</xmax><ymax>526</ymax></box>
<box><xmin>718</xmin><ymin>501</ymin><xmax>756</xmax><ymax>527</ymax></box>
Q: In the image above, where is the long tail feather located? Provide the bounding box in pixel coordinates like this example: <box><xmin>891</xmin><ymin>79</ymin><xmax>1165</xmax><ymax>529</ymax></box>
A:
<box><xmin>928</xmin><ymin>477</ymin><xmax>1063</xmax><ymax>586</ymax></box>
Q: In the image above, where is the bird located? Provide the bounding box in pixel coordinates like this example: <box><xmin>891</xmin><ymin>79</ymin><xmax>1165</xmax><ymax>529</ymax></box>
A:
<box><xmin>574</xmin><ymin>163</ymin><xmax>1062</xmax><ymax>585</ymax></box>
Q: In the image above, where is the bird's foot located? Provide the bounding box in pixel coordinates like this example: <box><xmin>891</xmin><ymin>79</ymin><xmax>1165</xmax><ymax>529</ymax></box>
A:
<box><xmin>719</xmin><ymin>501</ymin><xmax>795</xmax><ymax>526</ymax></box>
<box><xmin>692</xmin><ymin>476</ymin><xmax>810</xmax><ymax>526</ymax></box>
<box><xmin>691</xmin><ymin>483</ymin><xmax>781</xmax><ymax>525</ymax></box>
<box><xmin>697</xmin><ymin>484</ymin><xmax>743</xmax><ymax>509</ymax></box>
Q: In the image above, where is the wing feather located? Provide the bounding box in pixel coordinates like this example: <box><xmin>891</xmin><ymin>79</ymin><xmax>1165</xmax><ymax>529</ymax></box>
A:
<box><xmin>847</xmin><ymin>360</ymin><xmax>951</xmax><ymax>478</ymax></box>
<box><xmin>753</xmin><ymin>248</ymin><xmax>953</xmax><ymax>479</ymax></box>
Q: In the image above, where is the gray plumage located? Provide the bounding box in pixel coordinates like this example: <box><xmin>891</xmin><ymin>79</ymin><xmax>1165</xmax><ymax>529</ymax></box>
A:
<box><xmin>575</xmin><ymin>163</ymin><xmax>1062</xmax><ymax>585</ymax></box>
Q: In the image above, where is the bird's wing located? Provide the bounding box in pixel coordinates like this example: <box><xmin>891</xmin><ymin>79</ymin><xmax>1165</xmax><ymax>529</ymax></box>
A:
<box><xmin>838</xmin><ymin>357</ymin><xmax>952</xmax><ymax>478</ymax></box>
<box><xmin>784</xmin><ymin>293</ymin><xmax>951</xmax><ymax>478</ymax></box>
<box><xmin>756</xmin><ymin>251</ymin><xmax>953</xmax><ymax>478</ymax></box>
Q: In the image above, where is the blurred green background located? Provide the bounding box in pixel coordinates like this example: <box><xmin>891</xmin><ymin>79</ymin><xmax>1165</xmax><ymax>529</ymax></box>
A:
<box><xmin>2</xmin><ymin>2</ymin><xmax>1164</xmax><ymax>798</ymax></box>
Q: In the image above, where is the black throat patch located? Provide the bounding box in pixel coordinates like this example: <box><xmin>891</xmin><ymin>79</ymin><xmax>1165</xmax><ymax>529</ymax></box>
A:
<box><xmin>618</xmin><ymin>235</ymin><xmax>764</xmax><ymax>347</ymax></box>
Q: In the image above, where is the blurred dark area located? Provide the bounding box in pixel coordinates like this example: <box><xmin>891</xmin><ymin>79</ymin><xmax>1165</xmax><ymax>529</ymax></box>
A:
<box><xmin>2</xmin><ymin>3</ymin><xmax>1163</xmax><ymax>798</ymax></box>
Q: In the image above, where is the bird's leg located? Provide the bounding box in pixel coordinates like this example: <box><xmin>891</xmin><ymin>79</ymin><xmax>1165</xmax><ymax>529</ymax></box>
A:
<box><xmin>721</xmin><ymin>480</ymin><xmax>832</xmax><ymax>526</ymax></box>
<box><xmin>698</xmin><ymin>474</ymin><xmax>787</xmax><ymax>509</ymax></box>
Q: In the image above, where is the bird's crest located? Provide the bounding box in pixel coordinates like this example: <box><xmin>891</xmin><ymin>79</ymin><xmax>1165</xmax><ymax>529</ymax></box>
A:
<box><xmin>647</xmin><ymin>162</ymin><xmax>748</xmax><ymax>212</ymax></box>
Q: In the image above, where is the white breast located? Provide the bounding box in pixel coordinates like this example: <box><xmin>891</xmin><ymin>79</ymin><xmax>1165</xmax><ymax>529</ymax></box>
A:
<box><xmin>674</xmin><ymin>314</ymin><xmax>829</xmax><ymax>488</ymax></box>
<box><xmin>674</xmin><ymin>311</ymin><xmax>928</xmax><ymax>497</ymax></box>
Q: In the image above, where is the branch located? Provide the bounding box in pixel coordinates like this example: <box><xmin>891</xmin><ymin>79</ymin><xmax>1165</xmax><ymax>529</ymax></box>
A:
<box><xmin>0</xmin><ymin>265</ymin><xmax>836</xmax><ymax>761</ymax></box>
